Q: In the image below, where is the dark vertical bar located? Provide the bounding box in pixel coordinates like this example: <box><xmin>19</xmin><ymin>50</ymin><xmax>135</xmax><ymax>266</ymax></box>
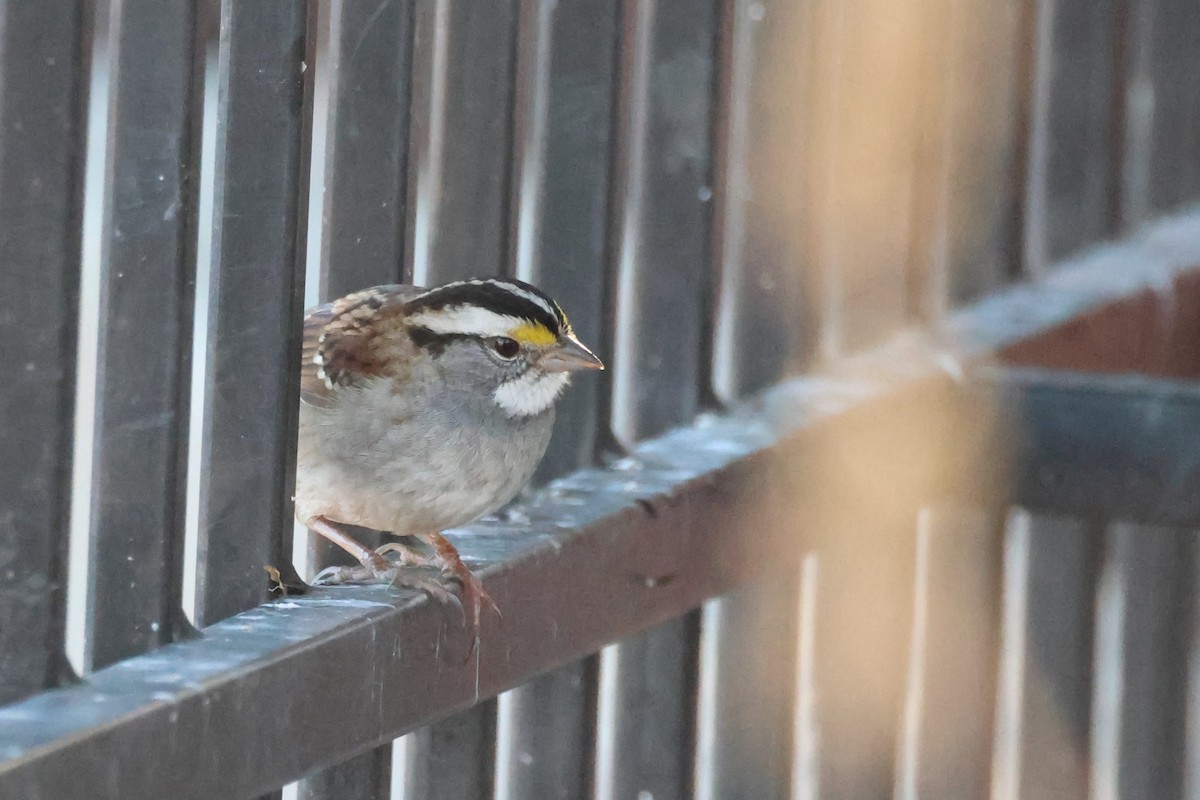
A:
<box><xmin>594</xmin><ymin>0</ymin><xmax>717</xmax><ymax>796</ymax></box>
<box><xmin>85</xmin><ymin>0</ymin><xmax>202</xmax><ymax>670</ymax></box>
<box><xmin>1117</xmin><ymin>0</ymin><xmax>1155</xmax><ymax>231</ymax></box>
<box><xmin>1187</xmin><ymin>529</ymin><xmax>1200</xmax><ymax>800</ymax></box>
<box><xmin>595</xmin><ymin>617</ymin><xmax>698</xmax><ymax>800</ymax></box>
<box><xmin>1023</xmin><ymin>0</ymin><xmax>1121</xmax><ymax>272</ymax></box>
<box><xmin>401</xmin><ymin>705</ymin><xmax>497</xmax><ymax>800</ymax></box>
<box><xmin>991</xmin><ymin>512</ymin><xmax>1096</xmax><ymax>800</ymax></box>
<box><xmin>318</xmin><ymin>0</ymin><xmax>413</xmax><ymax>294</ymax></box>
<box><xmin>515</xmin><ymin>0</ymin><xmax>619</xmax><ymax>481</ymax></box>
<box><xmin>608</xmin><ymin>0</ymin><xmax>718</xmax><ymax>446</ymax></box>
<box><xmin>406</xmin><ymin>0</ymin><xmax>519</xmax><ymax>284</ymax></box>
<box><xmin>1006</xmin><ymin>0</ymin><xmax>1039</xmax><ymax>281</ymax></box>
<box><xmin>710</xmin><ymin>0</ymin><xmax>814</xmax><ymax>401</ymax></box>
<box><xmin>0</xmin><ymin>0</ymin><xmax>89</xmax><ymax>704</ymax></box>
<box><xmin>894</xmin><ymin>508</ymin><xmax>1002</xmax><ymax>800</ymax></box>
<box><xmin>1093</xmin><ymin>524</ymin><xmax>1188</xmax><ymax>800</ymax></box>
<box><xmin>296</xmin><ymin>4</ymin><xmax>413</xmax><ymax>794</ymax></box>
<box><xmin>1148</xmin><ymin>0</ymin><xmax>1200</xmax><ymax>212</ymax></box>
<box><xmin>495</xmin><ymin>660</ymin><xmax>595</xmax><ymax>800</ymax></box>
<box><xmin>196</xmin><ymin>0</ymin><xmax>311</xmax><ymax>626</ymax></box>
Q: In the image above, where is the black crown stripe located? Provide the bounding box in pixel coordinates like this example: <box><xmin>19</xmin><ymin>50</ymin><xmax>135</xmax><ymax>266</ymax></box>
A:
<box><xmin>406</xmin><ymin>279</ymin><xmax>562</xmax><ymax>335</ymax></box>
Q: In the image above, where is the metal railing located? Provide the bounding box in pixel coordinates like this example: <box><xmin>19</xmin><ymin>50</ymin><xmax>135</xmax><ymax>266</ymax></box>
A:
<box><xmin>1</xmin><ymin>0</ymin><xmax>1199</xmax><ymax>798</ymax></box>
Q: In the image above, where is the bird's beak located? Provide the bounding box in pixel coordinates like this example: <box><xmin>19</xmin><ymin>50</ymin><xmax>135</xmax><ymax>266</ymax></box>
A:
<box><xmin>540</xmin><ymin>335</ymin><xmax>605</xmax><ymax>373</ymax></box>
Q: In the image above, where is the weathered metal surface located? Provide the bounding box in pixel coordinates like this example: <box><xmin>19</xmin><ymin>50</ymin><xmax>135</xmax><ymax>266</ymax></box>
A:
<box><xmin>0</xmin><ymin>0</ymin><xmax>89</xmax><ymax>706</ymax></box>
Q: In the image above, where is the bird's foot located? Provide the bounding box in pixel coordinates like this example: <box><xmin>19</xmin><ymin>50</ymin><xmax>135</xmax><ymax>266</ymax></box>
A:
<box><xmin>312</xmin><ymin>552</ymin><xmax>460</xmax><ymax>611</ymax></box>
<box><xmin>375</xmin><ymin>541</ymin><xmax>439</xmax><ymax>568</ymax></box>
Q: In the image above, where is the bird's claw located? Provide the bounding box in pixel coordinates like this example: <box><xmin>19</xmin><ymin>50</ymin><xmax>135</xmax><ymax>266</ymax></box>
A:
<box><xmin>312</xmin><ymin>562</ymin><xmax>461</xmax><ymax>610</ymax></box>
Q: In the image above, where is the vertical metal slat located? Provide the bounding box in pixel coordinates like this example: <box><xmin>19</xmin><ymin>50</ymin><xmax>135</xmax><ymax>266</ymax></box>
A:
<box><xmin>400</xmin><ymin>705</ymin><xmax>498</xmax><ymax>800</ymax></box>
<box><xmin>907</xmin><ymin>0</ymin><xmax>1025</xmax><ymax>310</ymax></box>
<box><xmin>806</xmin><ymin>0</ymin><xmax>926</xmax><ymax>355</ymax></box>
<box><xmin>406</xmin><ymin>0</ymin><xmax>519</xmax><ymax>285</ymax></box>
<box><xmin>1023</xmin><ymin>0</ymin><xmax>1121</xmax><ymax>272</ymax></box>
<box><xmin>317</xmin><ymin>0</ymin><xmax>413</xmax><ymax>296</ymax></box>
<box><xmin>1147</xmin><ymin>0</ymin><xmax>1200</xmax><ymax>212</ymax></box>
<box><xmin>0</xmin><ymin>0</ymin><xmax>89</xmax><ymax>705</ymax></box>
<box><xmin>1092</xmin><ymin>523</ymin><xmax>1189</xmax><ymax>800</ymax></box>
<box><xmin>894</xmin><ymin>507</ymin><xmax>1002</xmax><ymax>800</ymax></box>
<box><xmin>595</xmin><ymin>617</ymin><xmax>698</xmax><ymax>800</ymax></box>
<box><xmin>195</xmin><ymin>0</ymin><xmax>311</xmax><ymax>626</ymax></box>
<box><xmin>515</xmin><ymin>0</ymin><xmax>619</xmax><ymax>482</ymax></box>
<box><xmin>85</xmin><ymin>0</ymin><xmax>202</xmax><ymax>670</ymax></box>
<box><xmin>991</xmin><ymin>511</ymin><xmax>1096</xmax><ymax>800</ymax></box>
<box><xmin>608</xmin><ymin>0</ymin><xmax>718</xmax><ymax>446</ymax></box>
<box><xmin>594</xmin><ymin>0</ymin><xmax>718</xmax><ymax>797</ymax></box>
<box><xmin>495</xmin><ymin>659</ymin><xmax>595</xmax><ymax>800</ymax></box>
<box><xmin>711</xmin><ymin>0</ymin><xmax>814</xmax><ymax>401</ymax></box>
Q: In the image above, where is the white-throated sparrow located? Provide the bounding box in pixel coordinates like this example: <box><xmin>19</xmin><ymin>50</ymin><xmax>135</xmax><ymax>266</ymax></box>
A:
<box><xmin>295</xmin><ymin>278</ymin><xmax>603</xmax><ymax>634</ymax></box>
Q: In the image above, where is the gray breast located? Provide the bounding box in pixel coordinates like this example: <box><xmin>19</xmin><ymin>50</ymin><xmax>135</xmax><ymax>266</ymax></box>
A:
<box><xmin>296</xmin><ymin>376</ymin><xmax>555</xmax><ymax>534</ymax></box>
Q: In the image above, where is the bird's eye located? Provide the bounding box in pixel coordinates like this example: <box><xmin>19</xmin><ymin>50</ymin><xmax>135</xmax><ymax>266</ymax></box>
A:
<box><xmin>491</xmin><ymin>337</ymin><xmax>520</xmax><ymax>359</ymax></box>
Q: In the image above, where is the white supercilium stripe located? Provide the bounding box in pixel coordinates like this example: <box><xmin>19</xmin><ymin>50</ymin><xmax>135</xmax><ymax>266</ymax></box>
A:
<box><xmin>408</xmin><ymin>306</ymin><xmax>527</xmax><ymax>338</ymax></box>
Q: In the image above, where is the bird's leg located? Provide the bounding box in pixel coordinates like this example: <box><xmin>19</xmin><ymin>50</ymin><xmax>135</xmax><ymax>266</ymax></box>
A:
<box><xmin>417</xmin><ymin>531</ymin><xmax>501</xmax><ymax>637</ymax></box>
<box><xmin>375</xmin><ymin>540</ymin><xmax>439</xmax><ymax>568</ymax></box>
<box><xmin>306</xmin><ymin>516</ymin><xmax>457</xmax><ymax>608</ymax></box>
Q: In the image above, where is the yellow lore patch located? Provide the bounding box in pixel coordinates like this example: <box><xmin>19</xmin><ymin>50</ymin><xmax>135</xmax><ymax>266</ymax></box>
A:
<box><xmin>509</xmin><ymin>321</ymin><xmax>558</xmax><ymax>346</ymax></box>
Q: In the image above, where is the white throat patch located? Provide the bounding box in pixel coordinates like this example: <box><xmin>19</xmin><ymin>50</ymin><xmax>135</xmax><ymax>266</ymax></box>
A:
<box><xmin>493</xmin><ymin>370</ymin><xmax>570</xmax><ymax>417</ymax></box>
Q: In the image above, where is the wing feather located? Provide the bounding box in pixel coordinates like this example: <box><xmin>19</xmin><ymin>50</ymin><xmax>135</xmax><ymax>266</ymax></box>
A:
<box><xmin>300</xmin><ymin>284</ymin><xmax>425</xmax><ymax>407</ymax></box>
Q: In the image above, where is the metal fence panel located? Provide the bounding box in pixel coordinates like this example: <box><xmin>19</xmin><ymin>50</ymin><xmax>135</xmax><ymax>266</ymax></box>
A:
<box><xmin>0</xmin><ymin>0</ymin><xmax>89</xmax><ymax>706</ymax></box>
<box><xmin>5</xmin><ymin>219</ymin><xmax>1200</xmax><ymax>796</ymax></box>
<box><xmin>597</xmin><ymin>0</ymin><xmax>721</xmax><ymax>793</ymax></box>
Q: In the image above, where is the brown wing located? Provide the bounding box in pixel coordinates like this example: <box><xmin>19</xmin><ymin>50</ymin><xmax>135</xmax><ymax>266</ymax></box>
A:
<box><xmin>300</xmin><ymin>284</ymin><xmax>426</xmax><ymax>407</ymax></box>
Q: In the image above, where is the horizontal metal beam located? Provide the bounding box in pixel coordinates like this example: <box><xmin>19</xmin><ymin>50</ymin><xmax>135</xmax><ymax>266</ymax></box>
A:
<box><xmin>963</xmin><ymin>367</ymin><xmax>1200</xmax><ymax>525</ymax></box>
<box><xmin>2</xmin><ymin>210</ymin><xmax>1200</xmax><ymax>800</ymax></box>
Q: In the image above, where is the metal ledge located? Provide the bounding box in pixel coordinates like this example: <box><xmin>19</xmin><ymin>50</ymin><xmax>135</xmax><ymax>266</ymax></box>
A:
<box><xmin>3</xmin><ymin>210</ymin><xmax>1200</xmax><ymax>799</ymax></box>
